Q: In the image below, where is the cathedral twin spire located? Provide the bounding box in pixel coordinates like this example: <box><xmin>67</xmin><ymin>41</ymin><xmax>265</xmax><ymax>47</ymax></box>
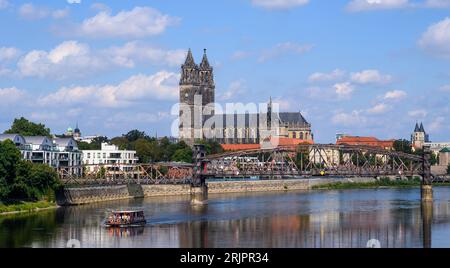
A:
<box><xmin>180</xmin><ymin>49</ymin><xmax>214</xmax><ymax>85</ymax></box>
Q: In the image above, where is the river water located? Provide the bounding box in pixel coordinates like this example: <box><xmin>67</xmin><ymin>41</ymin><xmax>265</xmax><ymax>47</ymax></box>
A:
<box><xmin>1</xmin><ymin>187</ymin><xmax>450</xmax><ymax>248</ymax></box>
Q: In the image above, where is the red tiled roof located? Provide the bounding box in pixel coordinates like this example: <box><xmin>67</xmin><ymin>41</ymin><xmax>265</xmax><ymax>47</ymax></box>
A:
<box><xmin>274</xmin><ymin>138</ymin><xmax>314</xmax><ymax>146</ymax></box>
<box><xmin>221</xmin><ymin>144</ymin><xmax>261</xmax><ymax>151</ymax></box>
<box><xmin>336</xmin><ymin>136</ymin><xmax>394</xmax><ymax>148</ymax></box>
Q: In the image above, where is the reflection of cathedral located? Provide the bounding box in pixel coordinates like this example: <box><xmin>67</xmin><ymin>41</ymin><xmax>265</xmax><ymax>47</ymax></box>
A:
<box><xmin>179</xmin><ymin>49</ymin><xmax>313</xmax><ymax>145</ymax></box>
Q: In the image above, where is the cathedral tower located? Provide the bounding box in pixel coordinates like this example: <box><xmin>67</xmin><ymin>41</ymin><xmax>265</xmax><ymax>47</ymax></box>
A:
<box><xmin>179</xmin><ymin>49</ymin><xmax>215</xmax><ymax>144</ymax></box>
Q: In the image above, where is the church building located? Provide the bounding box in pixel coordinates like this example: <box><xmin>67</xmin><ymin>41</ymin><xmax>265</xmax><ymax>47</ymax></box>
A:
<box><xmin>178</xmin><ymin>49</ymin><xmax>313</xmax><ymax>146</ymax></box>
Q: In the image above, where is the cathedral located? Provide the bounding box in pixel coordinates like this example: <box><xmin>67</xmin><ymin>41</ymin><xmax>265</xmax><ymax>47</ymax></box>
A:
<box><xmin>178</xmin><ymin>49</ymin><xmax>313</xmax><ymax>145</ymax></box>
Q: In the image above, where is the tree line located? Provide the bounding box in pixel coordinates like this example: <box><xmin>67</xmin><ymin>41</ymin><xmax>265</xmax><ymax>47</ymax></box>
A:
<box><xmin>78</xmin><ymin>129</ymin><xmax>224</xmax><ymax>164</ymax></box>
<box><xmin>0</xmin><ymin>140</ymin><xmax>60</xmax><ymax>202</ymax></box>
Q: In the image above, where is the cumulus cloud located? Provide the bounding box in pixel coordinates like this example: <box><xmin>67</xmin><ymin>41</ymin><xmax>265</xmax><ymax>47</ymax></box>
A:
<box><xmin>104</xmin><ymin>41</ymin><xmax>185</xmax><ymax>68</ymax></box>
<box><xmin>350</xmin><ymin>69</ymin><xmax>393</xmax><ymax>85</ymax></box>
<box><xmin>0</xmin><ymin>47</ymin><xmax>20</xmax><ymax>62</ymax></box>
<box><xmin>429</xmin><ymin>116</ymin><xmax>446</xmax><ymax>133</ymax></box>
<box><xmin>384</xmin><ymin>90</ymin><xmax>407</xmax><ymax>100</ymax></box>
<box><xmin>440</xmin><ymin>84</ymin><xmax>450</xmax><ymax>92</ymax></box>
<box><xmin>419</xmin><ymin>18</ymin><xmax>450</xmax><ymax>59</ymax></box>
<box><xmin>334</xmin><ymin>82</ymin><xmax>354</xmax><ymax>97</ymax></box>
<box><xmin>38</xmin><ymin>71</ymin><xmax>179</xmax><ymax>108</ymax></box>
<box><xmin>75</xmin><ymin>7</ymin><xmax>180</xmax><ymax>38</ymax></box>
<box><xmin>424</xmin><ymin>0</ymin><xmax>450</xmax><ymax>8</ymax></box>
<box><xmin>220</xmin><ymin>79</ymin><xmax>247</xmax><ymax>101</ymax></box>
<box><xmin>346</xmin><ymin>0</ymin><xmax>410</xmax><ymax>12</ymax></box>
<box><xmin>17</xmin><ymin>41</ymin><xmax>104</xmax><ymax>79</ymax></box>
<box><xmin>251</xmin><ymin>0</ymin><xmax>309</xmax><ymax>10</ymax></box>
<box><xmin>14</xmin><ymin>41</ymin><xmax>185</xmax><ymax>79</ymax></box>
<box><xmin>408</xmin><ymin>109</ymin><xmax>428</xmax><ymax>118</ymax></box>
<box><xmin>258</xmin><ymin>42</ymin><xmax>313</xmax><ymax>62</ymax></box>
<box><xmin>367</xmin><ymin>103</ymin><xmax>390</xmax><ymax>114</ymax></box>
<box><xmin>0</xmin><ymin>0</ymin><xmax>9</xmax><ymax>9</ymax></box>
<box><xmin>18</xmin><ymin>3</ymin><xmax>69</xmax><ymax>20</ymax></box>
<box><xmin>332</xmin><ymin>110</ymin><xmax>367</xmax><ymax>126</ymax></box>
<box><xmin>308</xmin><ymin>69</ymin><xmax>346</xmax><ymax>83</ymax></box>
<box><xmin>0</xmin><ymin>87</ymin><xmax>26</xmax><ymax>103</ymax></box>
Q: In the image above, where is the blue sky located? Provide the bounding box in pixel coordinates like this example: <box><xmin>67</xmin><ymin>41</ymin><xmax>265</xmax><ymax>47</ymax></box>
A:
<box><xmin>0</xmin><ymin>0</ymin><xmax>449</xmax><ymax>143</ymax></box>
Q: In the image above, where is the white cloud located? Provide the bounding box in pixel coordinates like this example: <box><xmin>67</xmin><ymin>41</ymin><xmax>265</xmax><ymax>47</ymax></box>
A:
<box><xmin>19</xmin><ymin>3</ymin><xmax>49</xmax><ymax>20</ymax></box>
<box><xmin>67</xmin><ymin>0</ymin><xmax>81</xmax><ymax>4</ymax></box>
<box><xmin>424</xmin><ymin>0</ymin><xmax>450</xmax><ymax>8</ymax></box>
<box><xmin>38</xmin><ymin>71</ymin><xmax>179</xmax><ymax>108</ymax></box>
<box><xmin>0</xmin><ymin>87</ymin><xmax>25</xmax><ymax>103</ymax></box>
<box><xmin>334</xmin><ymin>82</ymin><xmax>354</xmax><ymax>97</ymax></box>
<box><xmin>251</xmin><ymin>0</ymin><xmax>309</xmax><ymax>10</ymax></box>
<box><xmin>52</xmin><ymin>9</ymin><xmax>69</xmax><ymax>19</ymax></box>
<box><xmin>367</xmin><ymin>103</ymin><xmax>390</xmax><ymax>114</ymax></box>
<box><xmin>258</xmin><ymin>42</ymin><xmax>313</xmax><ymax>62</ymax></box>
<box><xmin>17</xmin><ymin>41</ymin><xmax>104</xmax><ymax>79</ymax></box>
<box><xmin>419</xmin><ymin>18</ymin><xmax>450</xmax><ymax>59</ymax></box>
<box><xmin>104</xmin><ymin>41</ymin><xmax>185</xmax><ymax>68</ymax></box>
<box><xmin>18</xmin><ymin>3</ymin><xmax>69</xmax><ymax>20</ymax></box>
<box><xmin>408</xmin><ymin>109</ymin><xmax>428</xmax><ymax>118</ymax></box>
<box><xmin>384</xmin><ymin>90</ymin><xmax>407</xmax><ymax>100</ymax></box>
<box><xmin>76</xmin><ymin>7</ymin><xmax>180</xmax><ymax>38</ymax></box>
<box><xmin>231</xmin><ymin>51</ymin><xmax>252</xmax><ymax>60</ymax></box>
<box><xmin>220</xmin><ymin>79</ymin><xmax>247</xmax><ymax>101</ymax></box>
<box><xmin>15</xmin><ymin>41</ymin><xmax>184</xmax><ymax>79</ymax></box>
<box><xmin>308</xmin><ymin>69</ymin><xmax>346</xmax><ymax>83</ymax></box>
<box><xmin>332</xmin><ymin>110</ymin><xmax>367</xmax><ymax>126</ymax></box>
<box><xmin>0</xmin><ymin>47</ymin><xmax>20</xmax><ymax>62</ymax></box>
<box><xmin>0</xmin><ymin>0</ymin><xmax>9</xmax><ymax>9</ymax></box>
<box><xmin>440</xmin><ymin>84</ymin><xmax>450</xmax><ymax>92</ymax></box>
<box><xmin>346</xmin><ymin>0</ymin><xmax>410</xmax><ymax>12</ymax></box>
<box><xmin>350</xmin><ymin>69</ymin><xmax>392</xmax><ymax>84</ymax></box>
<box><xmin>429</xmin><ymin>116</ymin><xmax>445</xmax><ymax>133</ymax></box>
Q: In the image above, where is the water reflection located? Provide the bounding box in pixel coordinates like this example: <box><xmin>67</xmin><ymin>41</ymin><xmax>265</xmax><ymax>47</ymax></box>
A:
<box><xmin>1</xmin><ymin>187</ymin><xmax>450</xmax><ymax>248</ymax></box>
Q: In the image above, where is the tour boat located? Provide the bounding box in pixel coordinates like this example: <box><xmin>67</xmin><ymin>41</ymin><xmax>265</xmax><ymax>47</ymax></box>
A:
<box><xmin>104</xmin><ymin>210</ymin><xmax>146</xmax><ymax>227</ymax></box>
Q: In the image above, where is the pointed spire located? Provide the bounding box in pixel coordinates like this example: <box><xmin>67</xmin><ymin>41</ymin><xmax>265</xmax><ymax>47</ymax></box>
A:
<box><xmin>200</xmin><ymin>48</ymin><xmax>211</xmax><ymax>70</ymax></box>
<box><xmin>183</xmin><ymin>48</ymin><xmax>196</xmax><ymax>67</ymax></box>
<box><xmin>414</xmin><ymin>122</ymin><xmax>420</xmax><ymax>132</ymax></box>
<box><xmin>420</xmin><ymin>122</ymin><xmax>425</xmax><ymax>132</ymax></box>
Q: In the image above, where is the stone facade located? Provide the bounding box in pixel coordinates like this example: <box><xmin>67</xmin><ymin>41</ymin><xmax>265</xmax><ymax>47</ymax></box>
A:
<box><xmin>179</xmin><ymin>50</ymin><xmax>313</xmax><ymax>145</ymax></box>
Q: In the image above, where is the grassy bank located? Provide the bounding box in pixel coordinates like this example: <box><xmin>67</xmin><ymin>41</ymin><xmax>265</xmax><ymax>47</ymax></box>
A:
<box><xmin>312</xmin><ymin>178</ymin><xmax>450</xmax><ymax>190</ymax></box>
<box><xmin>0</xmin><ymin>201</ymin><xmax>57</xmax><ymax>215</ymax></box>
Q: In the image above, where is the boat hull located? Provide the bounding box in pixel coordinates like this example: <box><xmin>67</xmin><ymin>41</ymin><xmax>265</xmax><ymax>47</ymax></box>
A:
<box><xmin>104</xmin><ymin>221</ymin><xmax>146</xmax><ymax>228</ymax></box>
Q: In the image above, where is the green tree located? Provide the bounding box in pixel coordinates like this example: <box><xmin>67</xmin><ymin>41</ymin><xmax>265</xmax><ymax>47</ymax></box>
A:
<box><xmin>10</xmin><ymin>161</ymin><xmax>60</xmax><ymax>201</ymax></box>
<box><xmin>197</xmin><ymin>140</ymin><xmax>224</xmax><ymax>155</ymax></box>
<box><xmin>110</xmin><ymin>136</ymin><xmax>131</xmax><ymax>150</ymax></box>
<box><xmin>171</xmin><ymin>147</ymin><xmax>193</xmax><ymax>163</ymax></box>
<box><xmin>89</xmin><ymin>136</ymin><xmax>109</xmax><ymax>150</ymax></box>
<box><xmin>125</xmin><ymin>130</ymin><xmax>150</xmax><ymax>142</ymax></box>
<box><xmin>0</xmin><ymin>140</ymin><xmax>21</xmax><ymax>200</ymax></box>
<box><xmin>447</xmin><ymin>165</ymin><xmax>450</xmax><ymax>175</ymax></box>
<box><xmin>4</xmin><ymin>117</ymin><xmax>51</xmax><ymax>136</ymax></box>
<box><xmin>133</xmin><ymin>139</ymin><xmax>153</xmax><ymax>163</ymax></box>
<box><xmin>393</xmin><ymin>139</ymin><xmax>412</xmax><ymax>154</ymax></box>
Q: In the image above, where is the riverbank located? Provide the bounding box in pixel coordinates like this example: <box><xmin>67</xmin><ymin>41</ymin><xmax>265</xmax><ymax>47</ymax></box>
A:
<box><xmin>0</xmin><ymin>201</ymin><xmax>58</xmax><ymax>216</ymax></box>
<box><xmin>312</xmin><ymin>179</ymin><xmax>450</xmax><ymax>190</ymax></box>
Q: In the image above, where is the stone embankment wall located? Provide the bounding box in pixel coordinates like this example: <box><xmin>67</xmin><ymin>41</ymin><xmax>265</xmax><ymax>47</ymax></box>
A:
<box><xmin>57</xmin><ymin>177</ymin><xmax>376</xmax><ymax>206</ymax></box>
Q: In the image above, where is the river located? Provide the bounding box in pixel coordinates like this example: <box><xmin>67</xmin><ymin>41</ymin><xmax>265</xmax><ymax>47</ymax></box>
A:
<box><xmin>1</xmin><ymin>187</ymin><xmax>450</xmax><ymax>248</ymax></box>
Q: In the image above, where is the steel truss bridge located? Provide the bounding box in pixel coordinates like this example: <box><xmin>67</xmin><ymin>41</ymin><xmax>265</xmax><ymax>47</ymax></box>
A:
<box><xmin>58</xmin><ymin>144</ymin><xmax>432</xmax><ymax>186</ymax></box>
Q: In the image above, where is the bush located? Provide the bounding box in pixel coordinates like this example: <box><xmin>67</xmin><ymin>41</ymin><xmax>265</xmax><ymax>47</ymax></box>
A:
<box><xmin>447</xmin><ymin>165</ymin><xmax>450</xmax><ymax>175</ymax></box>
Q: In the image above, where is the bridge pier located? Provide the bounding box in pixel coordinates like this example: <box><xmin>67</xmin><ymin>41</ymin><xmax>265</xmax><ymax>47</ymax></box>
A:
<box><xmin>191</xmin><ymin>144</ymin><xmax>208</xmax><ymax>206</ymax></box>
<box><xmin>191</xmin><ymin>184</ymin><xmax>208</xmax><ymax>206</ymax></box>
<box><xmin>421</xmin><ymin>146</ymin><xmax>433</xmax><ymax>202</ymax></box>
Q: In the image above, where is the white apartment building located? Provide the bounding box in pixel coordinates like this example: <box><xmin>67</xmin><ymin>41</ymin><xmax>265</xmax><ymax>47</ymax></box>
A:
<box><xmin>82</xmin><ymin>143</ymin><xmax>139</xmax><ymax>173</ymax></box>
<box><xmin>424</xmin><ymin>142</ymin><xmax>450</xmax><ymax>155</ymax></box>
<box><xmin>0</xmin><ymin>134</ymin><xmax>82</xmax><ymax>175</ymax></box>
